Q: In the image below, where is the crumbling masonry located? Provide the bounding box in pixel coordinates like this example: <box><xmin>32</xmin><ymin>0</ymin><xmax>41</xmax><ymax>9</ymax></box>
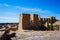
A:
<box><xmin>18</xmin><ymin>14</ymin><xmax>56</xmax><ymax>30</ymax></box>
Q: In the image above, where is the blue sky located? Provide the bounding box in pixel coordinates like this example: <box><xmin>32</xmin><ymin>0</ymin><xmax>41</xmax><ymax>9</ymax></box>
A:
<box><xmin>0</xmin><ymin>0</ymin><xmax>60</xmax><ymax>23</ymax></box>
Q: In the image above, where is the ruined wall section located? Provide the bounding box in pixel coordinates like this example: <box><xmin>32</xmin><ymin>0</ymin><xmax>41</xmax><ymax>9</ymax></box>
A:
<box><xmin>19</xmin><ymin>14</ymin><xmax>31</xmax><ymax>30</ymax></box>
<box><xmin>22</xmin><ymin>14</ymin><xmax>30</xmax><ymax>29</ymax></box>
<box><xmin>18</xmin><ymin>14</ymin><xmax>23</xmax><ymax>31</ymax></box>
<box><xmin>19</xmin><ymin>14</ymin><xmax>41</xmax><ymax>30</ymax></box>
<box><xmin>33</xmin><ymin>14</ymin><xmax>40</xmax><ymax>27</ymax></box>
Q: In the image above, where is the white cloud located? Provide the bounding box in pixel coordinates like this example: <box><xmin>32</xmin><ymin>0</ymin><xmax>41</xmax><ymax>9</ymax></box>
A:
<box><xmin>0</xmin><ymin>3</ymin><xmax>53</xmax><ymax>14</ymax></box>
<box><xmin>0</xmin><ymin>16</ymin><xmax>18</xmax><ymax>23</ymax></box>
<box><xmin>0</xmin><ymin>3</ymin><xmax>9</xmax><ymax>7</ymax></box>
<box><xmin>3</xmin><ymin>3</ymin><xmax>9</xmax><ymax>7</ymax></box>
<box><xmin>0</xmin><ymin>16</ymin><xmax>17</xmax><ymax>19</ymax></box>
<box><xmin>15</xmin><ymin>6</ymin><xmax>21</xmax><ymax>9</ymax></box>
<box><xmin>15</xmin><ymin>6</ymin><xmax>52</xmax><ymax>14</ymax></box>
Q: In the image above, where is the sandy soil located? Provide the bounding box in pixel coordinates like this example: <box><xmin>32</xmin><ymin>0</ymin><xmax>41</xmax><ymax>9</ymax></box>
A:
<box><xmin>15</xmin><ymin>30</ymin><xmax>60</xmax><ymax>40</ymax></box>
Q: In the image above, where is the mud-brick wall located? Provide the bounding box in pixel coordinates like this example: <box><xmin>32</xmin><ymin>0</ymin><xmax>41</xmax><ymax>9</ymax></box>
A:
<box><xmin>19</xmin><ymin>14</ymin><xmax>41</xmax><ymax>30</ymax></box>
<box><xmin>33</xmin><ymin>14</ymin><xmax>40</xmax><ymax>27</ymax></box>
<box><xmin>19</xmin><ymin>14</ymin><xmax>23</xmax><ymax>31</ymax></box>
<box><xmin>22</xmin><ymin>14</ymin><xmax>30</xmax><ymax>29</ymax></box>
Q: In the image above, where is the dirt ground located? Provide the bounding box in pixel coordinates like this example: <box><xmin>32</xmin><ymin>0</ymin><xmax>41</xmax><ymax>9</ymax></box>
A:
<box><xmin>15</xmin><ymin>30</ymin><xmax>60</xmax><ymax>40</ymax></box>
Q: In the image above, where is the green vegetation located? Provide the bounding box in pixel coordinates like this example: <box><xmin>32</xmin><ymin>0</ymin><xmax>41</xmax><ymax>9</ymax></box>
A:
<box><xmin>49</xmin><ymin>19</ymin><xmax>54</xmax><ymax>30</ymax></box>
<box><xmin>47</xmin><ymin>19</ymin><xmax>54</xmax><ymax>30</ymax></box>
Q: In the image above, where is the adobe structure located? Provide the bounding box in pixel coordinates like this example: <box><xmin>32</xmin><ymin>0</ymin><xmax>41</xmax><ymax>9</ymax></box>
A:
<box><xmin>18</xmin><ymin>14</ymin><xmax>56</xmax><ymax>31</ymax></box>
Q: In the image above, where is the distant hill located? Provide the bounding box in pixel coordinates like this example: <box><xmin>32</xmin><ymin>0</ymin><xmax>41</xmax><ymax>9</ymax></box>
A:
<box><xmin>0</xmin><ymin>23</ymin><xmax>19</xmax><ymax>25</ymax></box>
